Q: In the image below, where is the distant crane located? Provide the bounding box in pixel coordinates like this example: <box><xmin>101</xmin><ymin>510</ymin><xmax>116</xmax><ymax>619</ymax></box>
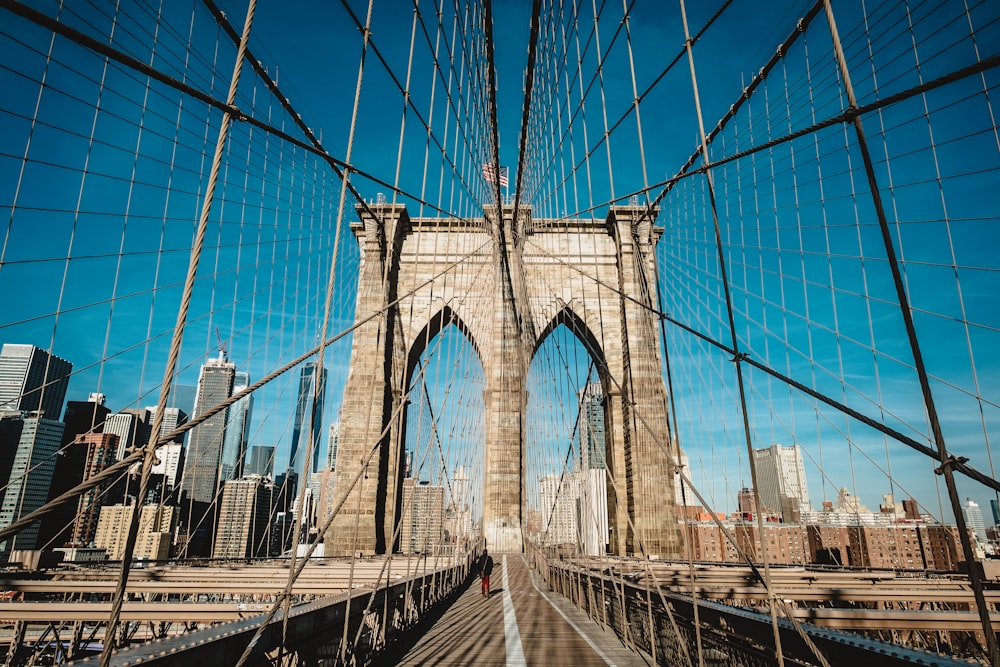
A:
<box><xmin>216</xmin><ymin>326</ymin><xmax>227</xmax><ymax>360</ymax></box>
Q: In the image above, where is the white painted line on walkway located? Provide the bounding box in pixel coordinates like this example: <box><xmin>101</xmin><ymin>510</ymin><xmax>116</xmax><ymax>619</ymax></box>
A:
<box><xmin>502</xmin><ymin>555</ymin><xmax>527</xmax><ymax>667</ymax></box>
<box><xmin>523</xmin><ymin>555</ymin><xmax>617</xmax><ymax>667</ymax></box>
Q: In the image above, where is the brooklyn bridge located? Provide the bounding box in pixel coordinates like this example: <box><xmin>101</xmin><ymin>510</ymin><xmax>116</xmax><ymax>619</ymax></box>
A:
<box><xmin>0</xmin><ymin>0</ymin><xmax>998</xmax><ymax>664</ymax></box>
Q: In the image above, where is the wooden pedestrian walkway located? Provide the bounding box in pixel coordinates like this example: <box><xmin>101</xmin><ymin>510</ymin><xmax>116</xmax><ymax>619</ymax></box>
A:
<box><xmin>388</xmin><ymin>554</ymin><xmax>650</xmax><ymax>666</ymax></box>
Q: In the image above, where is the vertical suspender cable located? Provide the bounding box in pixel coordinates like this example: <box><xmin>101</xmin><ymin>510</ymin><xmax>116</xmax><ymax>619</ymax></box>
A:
<box><xmin>98</xmin><ymin>1</ymin><xmax>257</xmax><ymax>665</ymax></box>
<box><xmin>676</xmin><ymin>0</ymin><xmax>787</xmax><ymax>663</ymax></box>
<box><xmin>512</xmin><ymin>0</ymin><xmax>543</xmax><ymax>214</ymax></box>
<box><xmin>820</xmin><ymin>2</ymin><xmax>999</xmax><ymax>662</ymax></box>
<box><xmin>653</xmin><ymin>228</ymin><xmax>704</xmax><ymax>667</ymax></box>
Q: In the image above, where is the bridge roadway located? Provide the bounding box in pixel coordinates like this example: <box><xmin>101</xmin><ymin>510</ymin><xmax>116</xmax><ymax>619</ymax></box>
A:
<box><xmin>386</xmin><ymin>554</ymin><xmax>648</xmax><ymax>666</ymax></box>
<box><xmin>6</xmin><ymin>555</ymin><xmax>994</xmax><ymax>662</ymax></box>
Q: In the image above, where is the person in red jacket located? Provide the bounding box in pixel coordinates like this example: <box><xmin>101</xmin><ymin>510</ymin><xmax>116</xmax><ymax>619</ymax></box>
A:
<box><xmin>479</xmin><ymin>549</ymin><xmax>495</xmax><ymax>599</ymax></box>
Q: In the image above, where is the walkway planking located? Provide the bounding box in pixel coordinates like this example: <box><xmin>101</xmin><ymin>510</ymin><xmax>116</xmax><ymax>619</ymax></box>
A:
<box><xmin>391</xmin><ymin>555</ymin><xmax>650</xmax><ymax>666</ymax></box>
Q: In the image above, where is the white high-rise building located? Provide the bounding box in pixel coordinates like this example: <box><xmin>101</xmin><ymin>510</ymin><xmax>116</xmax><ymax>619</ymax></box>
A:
<box><xmin>327</xmin><ymin>422</ymin><xmax>340</xmax><ymax>470</ymax></box>
<box><xmin>144</xmin><ymin>406</ymin><xmax>187</xmax><ymax>445</ymax></box>
<box><xmin>674</xmin><ymin>449</ymin><xmax>694</xmax><ymax>506</ymax></box>
<box><xmin>181</xmin><ymin>352</ymin><xmax>235</xmax><ymax>506</ymax></box>
<box><xmin>578</xmin><ymin>468</ymin><xmax>607</xmax><ymax>555</ymax></box>
<box><xmin>753</xmin><ymin>444</ymin><xmax>810</xmax><ymax>520</ymax></box>
<box><xmin>152</xmin><ymin>442</ymin><xmax>184</xmax><ymax>488</ymax></box>
<box><xmin>539</xmin><ymin>474</ymin><xmax>580</xmax><ymax>546</ymax></box>
<box><xmin>962</xmin><ymin>498</ymin><xmax>988</xmax><ymax>544</ymax></box>
<box><xmin>314</xmin><ymin>468</ymin><xmax>337</xmax><ymax>534</ymax></box>
<box><xmin>446</xmin><ymin>465</ymin><xmax>473</xmax><ymax>544</ymax></box>
<box><xmin>105</xmin><ymin>409</ymin><xmax>150</xmax><ymax>461</ymax></box>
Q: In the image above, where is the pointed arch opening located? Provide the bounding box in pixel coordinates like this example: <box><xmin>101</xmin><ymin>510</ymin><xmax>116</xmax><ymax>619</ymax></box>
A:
<box><xmin>406</xmin><ymin>305</ymin><xmax>484</xmax><ymax>386</ymax></box>
<box><xmin>526</xmin><ymin>306</ymin><xmax>612</xmax><ymax>556</ymax></box>
<box><xmin>395</xmin><ymin>305</ymin><xmax>485</xmax><ymax>554</ymax></box>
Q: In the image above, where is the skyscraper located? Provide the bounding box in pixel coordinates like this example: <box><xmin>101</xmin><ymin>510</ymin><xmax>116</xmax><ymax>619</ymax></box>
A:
<box><xmin>674</xmin><ymin>449</ymin><xmax>694</xmax><ymax>506</ymax></box>
<box><xmin>445</xmin><ymin>465</ymin><xmax>472</xmax><ymax>545</ymax></box>
<box><xmin>288</xmin><ymin>362</ymin><xmax>326</xmax><ymax>477</ymax></box>
<box><xmin>327</xmin><ymin>422</ymin><xmax>340</xmax><ymax>470</ymax></box>
<box><xmin>64</xmin><ymin>396</ymin><xmax>111</xmax><ymax>441</ymax></box>
<box><xmin>68</xmin><ymin>433</ymin><xmax>119</xmax><ymax>547</ymax></box>
<box><xmin>144</xmin><ymin>406</ymin><xmax>188</xmax><ymax>445</ymax></box>
<box><xmin>962</xmin><ymin>498</ymin><xmax>988</xmax><ymax>544</ymax></box>
<box><xmin>149</xmin><ymin>442</ymin><xmax>184</xmax><ymax>489</ymax></box>
<box><xmin>539</xmin><ymin>474</ymin><xmax>580</xmax><ymax>546</ymax></box>
<box><xmin>0</xmin><ymin>413</ymin><xmax>25</xmax><ymax>495</ymax></box>
<box><xmin>246</xmin><ymin>445</ymin><xmax>276</xmax><ymax>479</ymax></box>
<box><xmin>0</xmin><ymin>416</ymin><xmax>65</xmax><ymax>552</ymax></box>
<box><xmin>180</xmin><ymin>352</ymin><xmax>236</xmax><ymax>506</ymax></box>
<box><xmin>37</xmin><ymin>394</ymin><xmax>111</xmax><ymax>548</ymax></box>
<box><xmin>95</xmin><ymin>503</ymin><xmax>175</xmax><ymax>560</ymax></box>
<box><xmin>577</xmin><ymin>384</ymin><xmax>607</xmax><ymax>555</ymax></box>
<box><xmin>399</xmin><ymin>479</ymin><xmax>445</xmax><ymax>554</ymax></box>
<box><xmin>213</xmin><ymin>476</ymin><xmax>274</xmax><ymax>559</ymax></box>
<box><xmin>105</xmin><ymin>409</ymin><xmax>150</xmax><ymax>461</ymax></box>
<box><xmin>220</xmin><ymin>371</ymin><xmax>252</xmax><ymax>481</ymax></box>
<box><xmin>753</xmin><ymin>444</ymin><xmax>810</xmax><ymax>521</ymax></box>
<box><xmin>0</xmin><ymin>344</ymin><xmax>72</xmax><ymax>419</ymax></box>
<box><xmin>579</xmin><ymin>468</ymin><xmax>608</xmax><ymax>555</ymax></box>
<box><xmin>577</xmin><ymin>383</ymin><xmax>606</xmax><ymax>470</ymax></box>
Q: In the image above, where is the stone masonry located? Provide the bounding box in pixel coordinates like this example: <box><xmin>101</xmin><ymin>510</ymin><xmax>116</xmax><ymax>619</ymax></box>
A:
<box><xmin>325</xmin><ymin>203</ymin><xmax>682</xmax><ymax>557</ymax></box>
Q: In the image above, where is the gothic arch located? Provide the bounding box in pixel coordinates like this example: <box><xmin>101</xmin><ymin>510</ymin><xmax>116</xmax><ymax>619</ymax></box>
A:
<box><xmin>328</xmin><ymin>203</ymin><xmax>681</xmax><ymax>558</ymax></box>
<box><xmin>405</xmin><ymin>304</ymin><xmax>484</xmax><ymax>390</ymax></box>
<box><xmin>531</xmin><ymin>305</ymin><xmax>610</xmax><ymax>392</ymax></box>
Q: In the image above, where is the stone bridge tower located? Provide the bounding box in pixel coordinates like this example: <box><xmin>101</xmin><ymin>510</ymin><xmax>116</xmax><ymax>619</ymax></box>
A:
<box><xmin>325</xmin><ymin>203</ymin><xmax>682</xmax><ymax>557</ymax></box>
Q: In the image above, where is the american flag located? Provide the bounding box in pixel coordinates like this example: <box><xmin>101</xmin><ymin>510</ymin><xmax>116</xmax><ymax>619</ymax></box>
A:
<box><xmin>482</xmin><ymin>163</ymin><xmax>509</xmax><ymax>188</ymax></box>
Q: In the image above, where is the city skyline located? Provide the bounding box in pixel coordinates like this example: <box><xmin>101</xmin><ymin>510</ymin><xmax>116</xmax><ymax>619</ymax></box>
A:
<box><xmin>2</xmin><ymin>350</ymin><xmax>333</xmax><ymax>482</ymax></box>
<box><xmin>0</xmin><ymin>0</ymin><xmax>996</xmax><ymax>662</ymax></box>
<box><xmin>0</xmin><ymin>0</ymin><xmax>995</xmax><ymax>552</ymax></box>
<box><xmin>3</xmin><ymin>337</ymin><xmax>995</xmax><ymax>529</ymax></box>
<box><xmin>0</xmin><ymin>339</ymin><xmax>339</xmax><ymax>561</ymax></box>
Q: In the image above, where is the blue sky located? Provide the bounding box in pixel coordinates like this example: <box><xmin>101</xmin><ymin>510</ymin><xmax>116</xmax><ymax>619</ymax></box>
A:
<box><xmin>1</xmin><ymin>0</ymin><xmax>998</xmax><ymax>524</ymax></box>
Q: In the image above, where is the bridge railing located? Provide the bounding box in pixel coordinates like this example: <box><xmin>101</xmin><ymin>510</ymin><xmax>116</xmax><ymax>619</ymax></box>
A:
<box><xmin>70</xmin><ymin>556</ymin><xmax>472</xmax><ymax>667</ymax></box>
<box><xmin>530</xmin><ymin>548</ymin><xmax>976</xmax><ymax>667</ymax></box>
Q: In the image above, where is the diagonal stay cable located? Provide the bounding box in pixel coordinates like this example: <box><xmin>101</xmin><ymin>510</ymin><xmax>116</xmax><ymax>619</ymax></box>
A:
<box><xmin>521</xmin><ymin>235</ymin><xmax>1000</xmax><ymax>494</ymax></box>
<box><xmin>545</xmin><ymin>292</ymin><xmax>829</xmax><ymax>667</ymax></box>
<box><xmin>482</xmin><ymin>0</ymin><xmax>503</xmax><ymax>208</ymax></box>
<box><xmin>0</xmin><ymin>240</ymin><xmax>491</xmax><ymax>547</ymax></box>
<box><xmin>0</xmin><ymin>0</ymin><xmax>481</xmax><ymax>227</ymax></box>
<box><xmin>201</xmin><ymin>0</ymin><xmax>481</xmax><ymax>227</ymax></box>
<box><xmin>332</xmin><ymin>0</ymin><xmax>482</xmax><ymax>210</ymax></box>
<box><xmin>306</xmin><ymin>330</ymin><xmax>456</xmax><ymax>664</ymax></box>
<box><xmin>511</xmin><ymin>0</ymin><xmax>543</xmax><ymax>213</ymax></box>
<box><xmin>528</xmin><ymin>50</ymin><xmax>1000</xmax><ymax>233</ymax></box>
<box><xmin>234</xmin><ymin>258</ymin><xmax>495</xmax><ymax>665</ymax></box>
<box><xmin>538</xmin><ymin>0</ymin><xmax>733</xmax><ymax>211</ymax></box>
<box><xmin>98</xmin><ymin>4</ymin><xmax>258</xmax><ymax>662</ymax></box>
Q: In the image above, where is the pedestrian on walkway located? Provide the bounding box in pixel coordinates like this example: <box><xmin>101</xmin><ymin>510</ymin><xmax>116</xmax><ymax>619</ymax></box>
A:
<box><xmin>480</xmin><ymin>549</ymin><xmax>494</xmax><ymax>599</ymax></box>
